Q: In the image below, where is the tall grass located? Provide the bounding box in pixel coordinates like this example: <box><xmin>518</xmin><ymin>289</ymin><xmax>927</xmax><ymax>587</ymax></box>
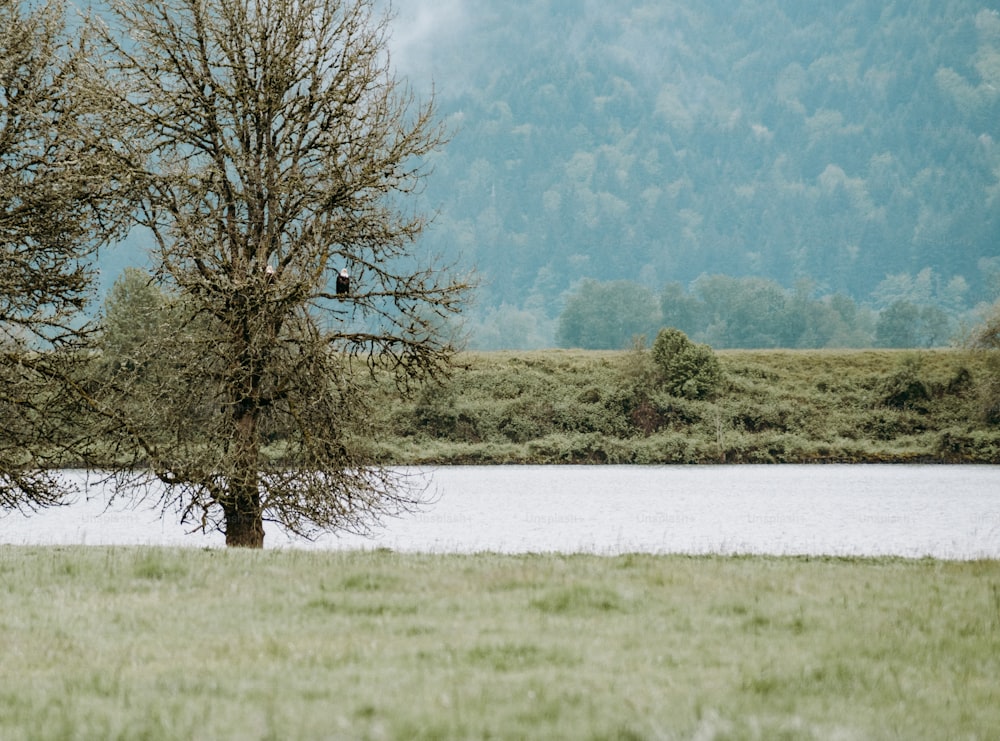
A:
<box><xmin>2</xmin><ymin>546</ymin><xmax>998</xmax><ymax>739</ymax></box>
<box><xmin>25</xmin><ymin>348</ymin><xmax>998</xmax><ymax>468</ymax></box>
<box><xmin>370</xmin><ymin>348</ymin><xmax>1000</xmax><ymax>464</ymax></box>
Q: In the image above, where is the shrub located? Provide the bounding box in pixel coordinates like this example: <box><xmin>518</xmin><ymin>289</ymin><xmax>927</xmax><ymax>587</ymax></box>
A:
<box><xmin>969</xmin><ymin>302</ymin><xmax>1000</xmax><ymax>424</ymax></box>
<box><xmin>409</xmin><ymin>385</ymin><xmax>457</xmax><ymax>435</ymax></box>
<box><xmin>496</xmin><ymin>398</ymin><xmax>551</xmax><ymax>443</ymax></box>
<box><xmin>650</xmin><ymin>328</ymin><xmax>723</xmax><ymax>398</ymax></box>
<box><xmin>978</xmin><ymin>353</ymin><xmax>1000</xmax><ymax>425</ymax></box>
<box><xmin>935</xmin><ymin>429</ymin><xmax>1000</xmax><ymax>461</ymax></box>
<box><xmin>879</xmin><ymin>355</ymin><xmax>930</xmax><ymax>410</ymax></box>
<box><xmin>727</xmin><ymin>399</ymin><xmax>796</xmax><ymax>433</ymax></box>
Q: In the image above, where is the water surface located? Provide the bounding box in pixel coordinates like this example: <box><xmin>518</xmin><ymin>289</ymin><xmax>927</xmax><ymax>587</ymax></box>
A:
<box><xmin>2</xmin><ymin>466</ymin><xmax>998</xmax><ymax>559</ymax></box>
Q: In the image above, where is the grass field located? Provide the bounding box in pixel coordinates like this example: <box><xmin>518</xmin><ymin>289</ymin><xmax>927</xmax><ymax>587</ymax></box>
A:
<box><xmin>2</xmin><ymin>546</ymin><xmax>998</xmax><ymax>740</ymax></box>
<box><xmin>367</xmin><ymin>348</ymin><xmax>1000</xmax><ymax>465</ymax></box>
<box><xmin>28</xmin><ymin>347</ymin><xmax>1000</xmax><ymax>469</ymax></box>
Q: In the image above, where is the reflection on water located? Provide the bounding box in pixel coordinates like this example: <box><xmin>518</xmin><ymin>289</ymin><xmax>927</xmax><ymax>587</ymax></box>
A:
<box><xmin>2</xmin><ymin>466</ymin><xmax>999</xmax><ymax>559</ymax></box>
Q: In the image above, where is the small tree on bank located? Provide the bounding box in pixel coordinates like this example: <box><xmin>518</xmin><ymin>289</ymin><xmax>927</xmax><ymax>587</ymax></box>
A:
<box><xmin>86</xmin><ymin>0</ymin><xmax>470</xmax><ymax>546</ymax></box>
<box><xmin>650</xmin><ymin>328</ymin><xmax>722</xmax><ymax>399</ymax></box>
<box><xmin>0</xmin><ymin>0</ymin><xmax>126</xmax><ymax>511</ymax></box>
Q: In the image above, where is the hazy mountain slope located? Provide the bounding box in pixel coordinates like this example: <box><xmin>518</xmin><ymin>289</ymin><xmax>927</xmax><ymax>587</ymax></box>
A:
<box><xmin>97</xmin><ymin>0</ymin><xmax>1000</xmax><ymax>346</ymax></box>
<box><xmin>396</xmin><ymin>0</ymin><xmax>1000</xmax><ymax>321</ymax></box>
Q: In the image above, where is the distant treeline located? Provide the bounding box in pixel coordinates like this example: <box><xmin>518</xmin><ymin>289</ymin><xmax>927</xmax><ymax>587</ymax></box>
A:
<box><xmin>387</xmin><ymin>0</ymin><xmax>1000</xmax><ymax>349</ymax></box>
<box><xmin>550</xmin><ymin>272</ymin><xmax>979</xmax><ymax>350</ymax></box>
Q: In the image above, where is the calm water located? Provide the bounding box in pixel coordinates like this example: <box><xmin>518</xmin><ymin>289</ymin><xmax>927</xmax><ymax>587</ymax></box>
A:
<box><xmin>2</xmin><ymin>466</ymin><xmax>999</xmax><ymax>559</ymax></box>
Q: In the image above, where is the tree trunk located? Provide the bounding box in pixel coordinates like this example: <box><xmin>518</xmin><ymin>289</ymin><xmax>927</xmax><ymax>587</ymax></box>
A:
<box><xmin>225</xmin><ymin>389</ymin><xmax>265</xmax><ymax>548</ymax></box>
<box><xmin>223</xmin><ymin>428</ymin><xmax>264</xmax><ymax>547</ymax></box>
<box><xmin>223</xmin><ymin>492</ymin><xmax>264</xmax><ymax>548</ymax></box>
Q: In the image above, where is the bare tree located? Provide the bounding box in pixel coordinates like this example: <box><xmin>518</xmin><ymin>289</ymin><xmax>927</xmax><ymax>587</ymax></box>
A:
<box><xmin>0</xmin><ymin>0</ymin><xmax>126</xmax><ymax>511</ymax></box>
<box><xmin>86</xmin><ymin>0</ymin><xmax>470</xmax><ymax>546</ymax></box>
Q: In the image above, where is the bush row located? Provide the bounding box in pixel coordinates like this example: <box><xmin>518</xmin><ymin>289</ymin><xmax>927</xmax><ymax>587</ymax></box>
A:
<box><xmin>370</xmin><ymin>344</ymin><xmax>1000</xmax><ymax>465</ymax></box>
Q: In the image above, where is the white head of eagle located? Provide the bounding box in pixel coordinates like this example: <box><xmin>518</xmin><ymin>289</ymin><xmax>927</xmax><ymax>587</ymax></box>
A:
<box><xmin>336</xmin><ymin>268</ymin><xmax>350</xmax><ymax>295</ymax></box>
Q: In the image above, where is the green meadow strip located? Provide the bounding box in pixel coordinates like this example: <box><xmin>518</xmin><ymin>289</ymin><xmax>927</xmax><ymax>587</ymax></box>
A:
<box><xmin>1</xmin><ymin>546</ymin><xmax>998</xmax><ymax>740</ymax></box>
<box><xmin>366</xmin><ymin>348</ymin><xmax>1000</xmax><ymax>465</ymax></box>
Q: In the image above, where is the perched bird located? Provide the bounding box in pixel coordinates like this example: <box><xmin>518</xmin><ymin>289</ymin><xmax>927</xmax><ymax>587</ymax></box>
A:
<box><xmin>336</xmin><ymin>268</ymin><xmax>350</xmax><ymax>295</ymax></box>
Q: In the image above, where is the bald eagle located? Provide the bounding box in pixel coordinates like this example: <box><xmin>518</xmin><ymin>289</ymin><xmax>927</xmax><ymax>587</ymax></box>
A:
<box><xmin>336</xmin><ymin>268</ymin><xmax>350</xmax><ymax>296</ymax></box>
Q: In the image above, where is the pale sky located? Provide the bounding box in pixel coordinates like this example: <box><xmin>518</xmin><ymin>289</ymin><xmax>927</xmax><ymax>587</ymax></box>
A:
<box><xmin>386</xmin><ymin>0</ymin><xmax>469</xmax><ymax>85</ymax></box>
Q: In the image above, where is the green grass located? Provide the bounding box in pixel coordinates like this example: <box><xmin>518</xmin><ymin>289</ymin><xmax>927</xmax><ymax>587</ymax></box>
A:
<box><xmin>31</xmin><ymin>347</ymin><xmax>1000</xmax><ymax>468</ymax></box>
<box><xmin>369</xmin><ymin>348</ymin><xmax>1000</xmax><ymax>465</ymax></box>
<box><xmin>2</xmin><ymin>546</ymin><xmax>999</xmax><ymax>739</ymax></box>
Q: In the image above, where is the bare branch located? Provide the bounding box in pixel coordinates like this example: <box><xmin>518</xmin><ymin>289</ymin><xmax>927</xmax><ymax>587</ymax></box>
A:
<box><xmin>81</xmin><ymin>0</ymin><xmax>471</xmax><ymax>545</ymax></box>
<box><xmin>0</xmin><ymin>0</ymin><xmax>130</xmax><ymax>511</ymax></box>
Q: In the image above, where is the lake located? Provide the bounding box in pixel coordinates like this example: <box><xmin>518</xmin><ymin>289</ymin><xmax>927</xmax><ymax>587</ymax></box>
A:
<box><xmin>2</xmin><ymin>465</ymin><xmax>999</xmax><ymax>559</ymax></box>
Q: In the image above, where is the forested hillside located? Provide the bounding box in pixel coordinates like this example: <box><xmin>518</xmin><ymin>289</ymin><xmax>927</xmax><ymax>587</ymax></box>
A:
<box><xmin>390</xmin><ymin>0</ymin><xmax>1000</xmax><ymax>347</ymax></box>
<box><xmin>103</xmin><ymin>0</ymin><xmax>1000</xmax><ymax>348</ymax></box>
